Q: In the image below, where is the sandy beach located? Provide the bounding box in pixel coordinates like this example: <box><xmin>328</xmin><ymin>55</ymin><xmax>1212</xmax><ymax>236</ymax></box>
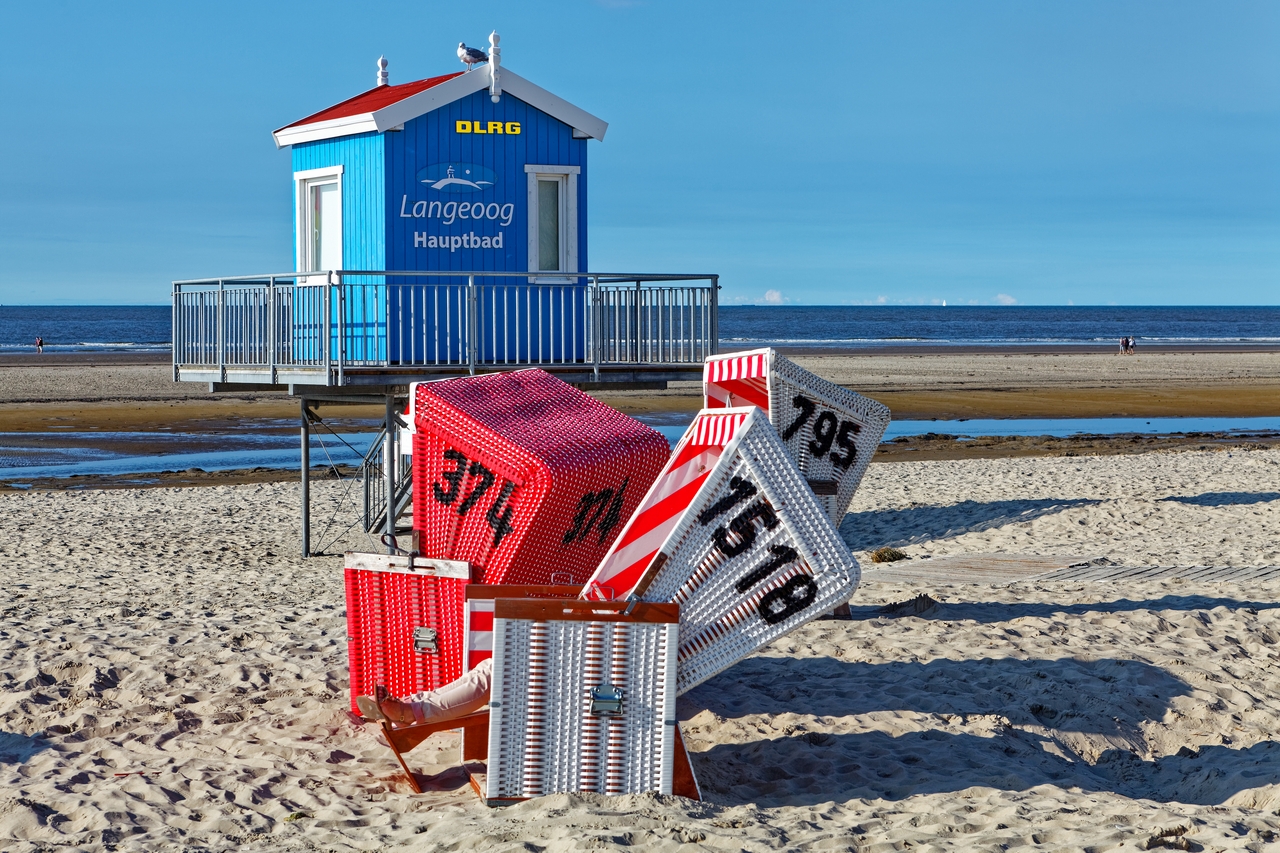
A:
<box><xmin>2</xmin><ymin>448</ymin><xmax>1279</xmax><ymax>851</ymax></box>
<box><xmin>2</xmin><ymin>352</ymin><xmax>1280</xmax><ymax>851</ymax></box>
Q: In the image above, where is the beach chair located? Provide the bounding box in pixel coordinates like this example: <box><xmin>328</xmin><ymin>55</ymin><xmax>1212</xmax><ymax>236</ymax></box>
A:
<box><xmin>343</xmin><ymin>551</ymin><xmax>473</xmax><ymax>714</ymax></box>
<box><xmin>370</xmin><ymin>597</ymin><xmax>701</xmax><ymax>803</ymax></box>
<box><xmin>481</xmin><ymin>598</ymin><xmax>696</xmax><ymax>803</ymax></box>
<box><xmin>582</xmin><ymin>407</ymin><xmax>861</xmax><ymax>694</ymax></box>
<box><xmin>412</xmin><ymin>369</ymin><xmax>669</xmax><ymax>586</ymax></box>
<box><xmin>703</xmin><ymin>348</ymin><xmax>890</xmax><ymax>524</ymax></box>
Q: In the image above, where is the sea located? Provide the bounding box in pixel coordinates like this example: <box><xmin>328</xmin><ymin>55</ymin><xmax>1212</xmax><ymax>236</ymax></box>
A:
<box><xmin>0</xmin><ymin>305</ymin><xmax>171</xmax><ymax>354</ymax></box>
<box><xmin>719</xmin><ymin>305</ymin><xmax>1280</xmax><ymax>349</ymax></box>
<box><xmin>1</xmin><ymin>304</ymin><xmax>1278</xmax><ymax>354</ymax></box>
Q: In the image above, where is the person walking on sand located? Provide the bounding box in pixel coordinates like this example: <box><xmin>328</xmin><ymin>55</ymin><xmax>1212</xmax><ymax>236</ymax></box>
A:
<box><xmin>35</xmin><ymin>336</ymin><xmax>43</xmax><ymax>354</ymax></box>
<box><xmin>1128</xmin><ymin>335</ymin><xmax>1136</xmax><ymax>355</ymax></box>
<box><xmin>1118</xmin><ymin>336</ymin><xmax>1126</xmax><ymax>356</ymax></box>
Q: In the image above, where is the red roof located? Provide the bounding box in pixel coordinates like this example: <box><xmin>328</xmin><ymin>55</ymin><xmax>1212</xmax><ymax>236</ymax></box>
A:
<box><xmin>281</xmin><ymin>72</ymin><xmax>466</xmax><ymax>130</ymax></box>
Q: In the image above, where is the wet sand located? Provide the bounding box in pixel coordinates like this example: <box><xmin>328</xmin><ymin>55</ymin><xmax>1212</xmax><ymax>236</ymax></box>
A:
<box><xmin>4</xmin><ymin>350</ymin><xmax>1280</xmax><ymax>490</ymax></box>
<box><xmin>4</xmin><ymin>350</ymin><xmax>1280</xmax><ymax>430</ymax></box>
<box><xmin>597</xmin><ymin>350</ymin><xmax>1280</xmax><ymax>420</ymax></box>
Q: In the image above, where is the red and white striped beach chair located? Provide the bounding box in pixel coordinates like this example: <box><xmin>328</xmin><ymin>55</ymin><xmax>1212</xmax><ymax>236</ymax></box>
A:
<box><xmin>704</xmin><ymin>348</ymin><xmax>890</xmax><ymax>523</ymax></box>
<box><xmin>481</xmin><ymin>599</ymin><xmax>691</xmax><ymax>803</ymax></box>
<box><xmin>412</xmin><ymin>369</ymin><xmax>668</xmax><ymax>586</ymax></box>
<box><xmin>343</xmin><ymin>551</ymin><xmax>473</xmax><ymax>714</ymax></box>
<box><xmin>582</xmin><ymin>407</ymin><xmax>861</xmax><ymax>694</ymax></box>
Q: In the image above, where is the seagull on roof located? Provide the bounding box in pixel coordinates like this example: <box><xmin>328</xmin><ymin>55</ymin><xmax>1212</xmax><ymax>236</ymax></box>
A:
<box><xmin>458</xmin><ymin>43</ymin><xmax>489</xmax><ymax>71</ymax></box>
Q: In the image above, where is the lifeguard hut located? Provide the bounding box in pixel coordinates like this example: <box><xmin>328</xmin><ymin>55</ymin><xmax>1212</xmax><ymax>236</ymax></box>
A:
<box><xmin>171</xmin><ymin>34</ymin><xmax>719</xmax><ymax>556</ymax></box>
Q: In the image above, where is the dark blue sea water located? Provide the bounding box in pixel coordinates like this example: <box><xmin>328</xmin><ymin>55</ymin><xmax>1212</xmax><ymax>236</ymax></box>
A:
<box><xmin>719</xmin><ymin>305</ymin><xmax>1280</xmax><ymax>348</ymax></box>
<box><xmin>0</xmin><ymin>305</ymin><xmax>170</xmax><ymax>353</ymax></box>
<box><xmin>2</xmin><ymin>305</ymin><xmax>1277</xmax><ymax>354</ymax></box>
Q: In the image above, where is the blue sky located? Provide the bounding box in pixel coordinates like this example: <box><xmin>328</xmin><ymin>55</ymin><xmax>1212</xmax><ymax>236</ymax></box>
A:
<box><xmin>0</xmin><ymin>1</ymin><xmax>1276</xmax><ymax>305</ymax></box>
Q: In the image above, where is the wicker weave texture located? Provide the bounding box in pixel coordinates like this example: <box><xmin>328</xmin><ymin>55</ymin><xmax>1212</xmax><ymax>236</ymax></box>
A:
<box><xmin>343</xmin><ymin>561</ymin><xmax>467</xmax><ymax>714</ymax></box>
<box><xmin>703</xmin><ymin>348</ymin><xmax>891</xmax><ymax>523</ymax></box>
<box><xmin>412</xmin><ymin>369</ymin><xmax>669</xmax><ymax>586</ymax></box>
<box><xmin>638</xmin><ymin>409</ymin><xmax>861</xmax><ymax>694</ymax></box>
<box><xmin>486</xmin><ymin>617</ymin><xmax>677</xmax><ymax>799</ymax></box>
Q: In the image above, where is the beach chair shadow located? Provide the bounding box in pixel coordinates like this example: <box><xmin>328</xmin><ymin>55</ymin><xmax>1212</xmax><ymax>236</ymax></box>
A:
<box><xmin>691</xmin><ymin>729</ymin><xmax>1280</xmax><ymax>808</ymax></box>
<box><xmin>1159</xmin><ymin>491</ymin><xmax>1280</xmax><ymax>507</ymax></box>
<box><xmin>685</xmin><ymin>655</ymin><xmax>1190</xmax><ymax>736</ymax></box>
<box><xmin>0</xmin><ymin>730</ymin><xmax>50</xmax><ymax>764</ymax></box>
<box><xmin>840</xmin><ymin>594</ymin><xmax>1280</xmax><ymax>624</ymax></box>
<box><xmin>839</xmin><ymin>498</ymin><xmax>1098</xmax><ymax>550</ymax></box>
<box><xmin>682</xmin><ymin>655</ymin><xmax>1280</xmax><ymax>807</ymax></box>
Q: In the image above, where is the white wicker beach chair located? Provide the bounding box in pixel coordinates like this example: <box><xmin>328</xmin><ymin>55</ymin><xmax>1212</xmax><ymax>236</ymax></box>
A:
<box><xmin>584</xmin><ymin>407</ymin><xmax>861</xmax><ymax>694</ymax></box>
<box><xmin>483</xmin><ymin>599</ymin><xmax>686</xmax><ymax>802</ymax></box>
<box><xmin>704</xmin><ymin>348</ymin><xmax>891</xmax><ymax>523</ymax></box>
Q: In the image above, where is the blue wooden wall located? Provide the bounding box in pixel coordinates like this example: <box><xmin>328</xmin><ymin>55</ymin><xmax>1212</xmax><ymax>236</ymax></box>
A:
<box><xmin>383</xmin><ymin>88</ymin><xmax>589</xmax><ymax>362</ymax></box>
<box><xmin>383</xmin><ymin>87</ymin><xmax>588</xmax><ymax>275</ymax></box>
<box><xmin>291</xmin><ymin>132</ymin><xmax>387</xmax><ymax>362</ymax></box>
<box><xmin>292</xmin><ymin>132</ymin><xmax>387</xmax><ymax>271</ymax></box>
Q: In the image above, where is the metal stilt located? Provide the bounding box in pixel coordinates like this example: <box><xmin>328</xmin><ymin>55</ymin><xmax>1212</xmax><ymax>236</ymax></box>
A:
<box><xmin>301</xmin><ymin>397</ymin><xmax>311</xmax><ymax>558</ymax></box>
<box><xmin>384</xmin><ymin>395</ymin><xmax>397</xmax><ymax>554</ymax></box>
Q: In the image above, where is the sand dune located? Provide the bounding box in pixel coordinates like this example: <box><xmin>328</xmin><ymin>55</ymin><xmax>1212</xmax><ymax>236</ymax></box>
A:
<box><xmin>2</xmin><ymin>448</ymin><xmax>1279</xmax><ymax>851</ymax></box>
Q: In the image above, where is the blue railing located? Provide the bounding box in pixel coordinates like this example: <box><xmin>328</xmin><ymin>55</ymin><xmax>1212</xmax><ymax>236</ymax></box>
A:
<box><xmin>172</xmin><ymin>271</ymin><xmax>719</xmax><ymax>384</ymax></box>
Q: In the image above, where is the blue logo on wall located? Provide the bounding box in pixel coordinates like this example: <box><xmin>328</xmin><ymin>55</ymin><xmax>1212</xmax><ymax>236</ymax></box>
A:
<box><xmin>417</xmin><ymin>163</ymin><xmax>495</xmax><ymax>193</ymax></box>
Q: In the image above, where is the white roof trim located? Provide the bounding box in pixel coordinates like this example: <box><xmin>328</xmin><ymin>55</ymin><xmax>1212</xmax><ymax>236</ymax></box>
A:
<box><xmin>274</xmin><ymin>113</ymin><xmax>380</xmax><ymax>148</ymax></box>
<box><xmin>498</xmin><ymin>70</ymin><xmax>607</xmax><ymax>141</ymax></box>
<box><xmin>272</xmin><ymin>65</ymin><xmax>607</xmax><ymax>148</ymax></box>
<box><xmin>370</xmin><ymin>71</ymin><xmax>490</xmax><ymax>132</ymax></box>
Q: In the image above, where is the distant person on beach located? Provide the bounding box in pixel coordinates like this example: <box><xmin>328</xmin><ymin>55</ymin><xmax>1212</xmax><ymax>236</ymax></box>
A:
<box><xmin>1118</xmin><ymin>336</ymin><xmax>1126</xmax><ymax>356</ymax></box>
<box><xmin>1128</xmin><ymin>336</ymin><xmax>1136</xmax><ymax>355</ymax></box>
<box><xmin>35</xmin><ymin>336</ymin><xmax>43</xmax><ymax>354</ymax></box>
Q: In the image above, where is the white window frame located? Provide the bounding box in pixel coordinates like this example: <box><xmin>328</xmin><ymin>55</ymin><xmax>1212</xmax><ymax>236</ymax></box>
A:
<box><xmin>294</xmin><ymin>165</ymin><xmax>344</xmax><ymax>280</ymax></box>
<box><xmin>525</xmin><ymin>164</ymin><xmax>579</xmax><ymax>281</ymax></box>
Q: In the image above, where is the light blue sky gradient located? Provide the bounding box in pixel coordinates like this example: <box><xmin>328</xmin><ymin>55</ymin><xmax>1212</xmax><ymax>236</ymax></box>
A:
<box><xmin>0</xmin><ymin>1</ymin><xmax>1276</xmax><ymax>305</ymax></box>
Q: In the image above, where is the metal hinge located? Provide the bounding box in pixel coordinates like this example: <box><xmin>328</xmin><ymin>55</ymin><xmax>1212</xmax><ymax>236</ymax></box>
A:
<box><xmin>590</xmin><ymin>684</ymin><xmax>623</xmax><ymax>716</ymax></box>
<box><xmin>412</xmin><ymin>626</ymin><xmax>438</xmax><ymax>654</ymax></box>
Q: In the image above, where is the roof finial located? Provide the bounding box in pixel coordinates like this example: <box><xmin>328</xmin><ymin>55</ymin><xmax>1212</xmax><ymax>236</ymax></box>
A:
<box><xmin>488</xmin><ymin>31</ymin><xmax>502</xmax><ymax>103</ymax></box>
<box><xmin>376</xmin><ymin>55</ymin><xmax>389</xmax><ymax>87</ymax></box>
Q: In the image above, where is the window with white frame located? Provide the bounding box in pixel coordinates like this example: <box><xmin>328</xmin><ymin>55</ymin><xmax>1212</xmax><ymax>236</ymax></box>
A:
<box><xmin>294</xmin><ymin>166</ymin><xmax>344</xmax><ymax>273</ymax></box>
<box><xmin>525</xmin><ymin>165</ymin><xmax>579</xmax><ymax>277</ymax></box>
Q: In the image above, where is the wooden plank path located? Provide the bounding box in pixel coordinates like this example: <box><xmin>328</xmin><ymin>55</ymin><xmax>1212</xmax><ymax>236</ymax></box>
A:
<box><xmin>861</xmin><ymin>553</ymin><xmax>1280</xmax><ymax>585</ymax></box>
<box><xmin>860</xmin><ymin>554</ymin><xmax>1080</xmax><ymax>585</ymax></box>
<box><xmin>1037</xmin><ymin>563</ymin><xmax>1280</xmax><ymax>584</ymax></box>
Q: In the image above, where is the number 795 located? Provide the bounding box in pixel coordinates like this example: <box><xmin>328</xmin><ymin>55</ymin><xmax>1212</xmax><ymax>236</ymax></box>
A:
<box><xmin>779</xmin><ymin>395</ymin><xmax>860</xmax><ymax>470</ymax></box>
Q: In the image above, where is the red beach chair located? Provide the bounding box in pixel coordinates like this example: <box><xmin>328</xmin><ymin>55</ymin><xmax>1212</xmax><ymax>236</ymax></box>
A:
<box><xmin>343</xmin><ymin>551</ymin><xmax>473</xmax><ymax>714</ymax></box>
<box><xmin>412</xmin><ymin>369</ymin><xmax>669</xmax><ymax>585</ymax></box>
